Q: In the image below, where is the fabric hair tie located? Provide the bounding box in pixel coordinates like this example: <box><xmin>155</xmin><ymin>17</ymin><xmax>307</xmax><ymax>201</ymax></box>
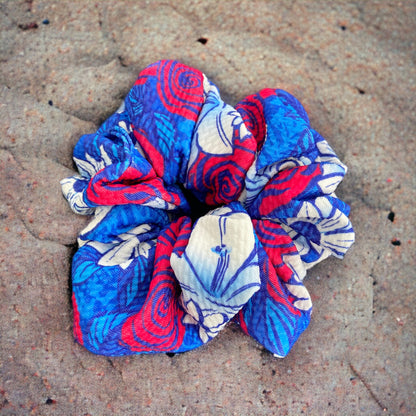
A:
<box><xmin>61</xmin><ymin>59</ymin><xmax>354</xmax><ymax>357</ymax></box>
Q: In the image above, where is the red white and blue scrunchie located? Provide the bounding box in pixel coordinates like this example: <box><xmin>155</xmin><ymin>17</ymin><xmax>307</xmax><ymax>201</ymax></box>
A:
<box><xmin>61</xmin><ymin>60</ymin><xmax>354</xmax><ymax>357</ymax></box>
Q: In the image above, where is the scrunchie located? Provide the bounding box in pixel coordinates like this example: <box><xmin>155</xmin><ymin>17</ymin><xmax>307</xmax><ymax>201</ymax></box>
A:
<box><xmin>61</xmin><ymin>60</ymin><xmax>354</xmax><ymax>357</ymax></box>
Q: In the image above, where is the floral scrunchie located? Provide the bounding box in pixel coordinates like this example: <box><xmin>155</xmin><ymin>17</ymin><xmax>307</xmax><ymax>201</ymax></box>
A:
<box><xmin>61</xmin><ymin>60</ymin><xmax>354</xmax><ymax>357</ymax></box>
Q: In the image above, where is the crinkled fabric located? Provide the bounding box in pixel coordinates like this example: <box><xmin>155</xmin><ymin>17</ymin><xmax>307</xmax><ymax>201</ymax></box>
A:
<box><xmin>61</xmin><ymin>59</ymin><xmax>354</xmax><ymax>357</ymax></box>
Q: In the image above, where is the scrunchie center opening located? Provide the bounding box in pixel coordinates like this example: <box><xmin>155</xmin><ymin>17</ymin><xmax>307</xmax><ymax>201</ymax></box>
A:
<box><xmin>179</xmin><ymin>184</ymin><xmax>215</xmax><ymax>221</ymax></box>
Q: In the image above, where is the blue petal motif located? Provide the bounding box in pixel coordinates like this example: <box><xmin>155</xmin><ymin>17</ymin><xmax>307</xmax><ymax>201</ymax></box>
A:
<box><xmin>241</xmin><ymin>246</ymin><xmax>311</xmax><ymax>357</ymax></box>
<box><xmin>171</xmin><ymin>202</ymin><xmax>261</xmax><ymax>342</ymax></box>
<box><xmin>87</xmin><ymin>312</ymin><xmax>131</xmax><ymax>355</ymax></box>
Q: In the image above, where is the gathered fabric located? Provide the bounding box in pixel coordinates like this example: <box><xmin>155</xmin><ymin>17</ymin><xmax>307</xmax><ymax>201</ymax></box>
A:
<box><xmin>61</xmin><ymin>60</ymin><xmax>354</xmax><ymax>357</ymax></box>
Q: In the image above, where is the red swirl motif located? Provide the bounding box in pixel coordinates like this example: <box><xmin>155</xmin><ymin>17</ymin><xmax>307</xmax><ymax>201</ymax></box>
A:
<box><xmin>156</xmin><ymin>60</ymin><xmax>204</xmax><ymax>121</ymax></box>
<box><xmin>87</xmin><ymin>165</ymin><xmax>184</xmax><ymax>208</ymax></box>
<box><xmin>204</xmin><ymin>159</ymin><xmax>247</xmax><ymax>205</ymax></box>
<box><xmin>187</xmin><ymin>130</ymin><xmax>256</xmax><ymax>205</ymax></box>
<box><xmin>121</xmin><ymin>218</ymin><xmax>188</xmax><ymax>352</ymax></box>
<box><xmin>256</xmin><ymin>164</ymin><xmax>322</xmax><ymax>217</ymax></box>
<box><xmin>121</xmin><ymin>279</ymin><xmax>183</xmax><ymax>352</ymax></box>
<box><xmin>236</xmin><ymin>93</ymin><xmax>267</xmax><ymax>151</ymax></box>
